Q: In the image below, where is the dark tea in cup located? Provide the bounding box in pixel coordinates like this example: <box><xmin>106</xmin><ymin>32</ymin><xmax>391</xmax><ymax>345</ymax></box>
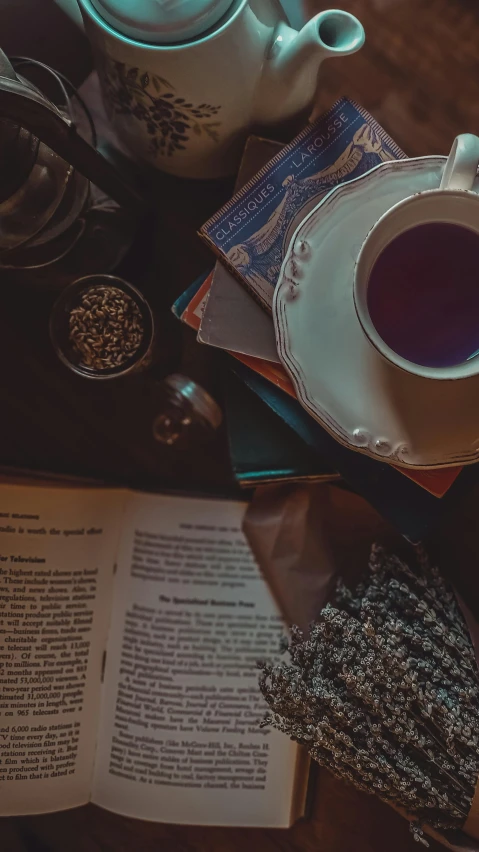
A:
<box><xmin>366</xmin><ymin>222</ymin><xmax>479</xmax><ymax>368</ymax></box>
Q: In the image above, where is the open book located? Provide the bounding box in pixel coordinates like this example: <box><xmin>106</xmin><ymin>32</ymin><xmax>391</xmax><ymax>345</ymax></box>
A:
<box><xmin>0</xmin><ymin>481</ymin><xmax>308</xmax><ymax>826</ymax></box>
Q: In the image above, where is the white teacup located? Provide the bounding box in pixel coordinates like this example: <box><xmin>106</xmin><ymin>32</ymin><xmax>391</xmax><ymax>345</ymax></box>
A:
<box><xmin>354</xmin><ymin>133</ymin><xmax>479</xmax><ymax>380</ymax></box>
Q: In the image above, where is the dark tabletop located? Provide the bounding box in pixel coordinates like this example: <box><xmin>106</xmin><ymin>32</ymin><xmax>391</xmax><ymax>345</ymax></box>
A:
<box><xmin>3</xmin><ymin>0</ymin><xmax>479</xmax><ymax>848</ymax></box>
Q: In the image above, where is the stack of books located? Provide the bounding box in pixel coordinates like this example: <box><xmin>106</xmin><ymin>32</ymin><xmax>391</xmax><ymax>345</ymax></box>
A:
<box><xmin>173</xmin><ymin>98</ymin><xmax>476</xmax><ymax>542</ymax></box>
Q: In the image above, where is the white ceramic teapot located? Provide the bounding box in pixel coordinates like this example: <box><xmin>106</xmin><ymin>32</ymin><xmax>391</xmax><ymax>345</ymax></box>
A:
<box><xmin>77</xmin><ymin>0</ymin><xmax>365</xmax><ymax>178</ymax></box>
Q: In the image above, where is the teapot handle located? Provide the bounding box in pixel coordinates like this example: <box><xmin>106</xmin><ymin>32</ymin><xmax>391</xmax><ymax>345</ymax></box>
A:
<box><xmin>439</xmin><ymin>133</ymin><xmax>479</xmax><ymax>192</ymax></box>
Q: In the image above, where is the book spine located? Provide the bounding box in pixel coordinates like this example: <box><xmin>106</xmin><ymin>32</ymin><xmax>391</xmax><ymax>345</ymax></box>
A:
<box><xmin>236</xmin><ymin>471</ymin><xmax>341</xmax><ymax>487</ymax></box>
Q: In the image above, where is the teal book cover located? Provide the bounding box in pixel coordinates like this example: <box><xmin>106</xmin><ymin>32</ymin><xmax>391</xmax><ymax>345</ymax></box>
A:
<box><xmin>224</xmin><ymin>370</ymin><xmax>340</xmax><ymax>488</ymax></box>
<box><xmin>230</xmin><ymin>360</ymin><xmax>479</xmax><ymax>544</ymax></box>
<box><xmin>200</xmin><ymin>97</ymin><xmax>406</xmax><ymax>311</ymax></box>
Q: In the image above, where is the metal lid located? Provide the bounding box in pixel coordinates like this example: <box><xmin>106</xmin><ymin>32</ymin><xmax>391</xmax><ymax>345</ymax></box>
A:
<box><xmin>89</xmin><ymin>0</ymin><xmax>234</xmax><ymax>43</ymax></box>
<box><xmin>164</xmin><ymin>374</ymin><xmax>223</xmax><ymax>430</ymax></box>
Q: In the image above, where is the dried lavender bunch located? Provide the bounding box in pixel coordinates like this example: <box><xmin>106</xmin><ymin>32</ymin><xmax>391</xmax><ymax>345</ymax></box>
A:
<box><xmin>259</xmin><ymin>545</ymin><xmax>479</xmax><ymax>842</ymax></box>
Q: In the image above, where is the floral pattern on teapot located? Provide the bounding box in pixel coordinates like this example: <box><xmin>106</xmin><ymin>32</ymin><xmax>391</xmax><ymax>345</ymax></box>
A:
<box><xmin>98</xmin><ymin>56</ymin><xmax>222</xmax><ymax>157</ymax></box>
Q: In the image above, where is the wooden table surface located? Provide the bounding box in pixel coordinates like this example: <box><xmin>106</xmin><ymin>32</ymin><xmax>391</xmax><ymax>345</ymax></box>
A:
<box><xmin>3</xmin><ymin>0</ymin><xmax>479</xmax><ymax>849</ymax></box>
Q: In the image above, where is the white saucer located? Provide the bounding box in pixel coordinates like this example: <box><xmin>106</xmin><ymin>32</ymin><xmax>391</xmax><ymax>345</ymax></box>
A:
<box><xmin>273</xmin><ymin>156</ymin><xmax>479</xmax><ymax>469</ymax></box>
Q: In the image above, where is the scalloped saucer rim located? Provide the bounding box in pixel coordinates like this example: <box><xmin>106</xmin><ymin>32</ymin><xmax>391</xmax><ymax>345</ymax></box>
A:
<box><xmin>273</xmin><ymin>155</ymin><xmax>479</xmax><ymax>469</ymax></box>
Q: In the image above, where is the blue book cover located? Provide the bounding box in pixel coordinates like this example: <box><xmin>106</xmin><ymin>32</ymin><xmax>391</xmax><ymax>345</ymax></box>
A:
<box><xmin>200</xmin><ymin>97</ymin><xmax>406</xmax><ymax>311</ymax></box>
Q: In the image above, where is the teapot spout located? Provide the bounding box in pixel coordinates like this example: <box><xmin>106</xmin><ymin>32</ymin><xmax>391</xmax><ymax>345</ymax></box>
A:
<box><xmin>256</xmin><ymin>10</ymin><xmax>364</xmax><ymax>125</ymax></box>
<box><xmin>311</xmin><ymin>9</ymin><xmax>365</xmax><ymax>58</ymax></box>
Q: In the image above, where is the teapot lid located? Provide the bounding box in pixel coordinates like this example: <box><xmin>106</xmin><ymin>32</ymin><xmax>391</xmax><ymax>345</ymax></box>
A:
<box><xmin>90</xmin><ymin>0</ymin><xmax>235</xmax><ymax>43</ymax></box>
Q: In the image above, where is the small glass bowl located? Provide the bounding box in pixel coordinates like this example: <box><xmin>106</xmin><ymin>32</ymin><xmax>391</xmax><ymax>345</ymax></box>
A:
<box><xmin>50</xmin><ymin>273</ymin><xmax>155</xmax><ymax>380</ymax></box>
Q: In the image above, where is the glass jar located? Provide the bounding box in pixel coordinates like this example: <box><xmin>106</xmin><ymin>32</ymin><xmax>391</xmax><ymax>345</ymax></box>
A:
<box><xmin>50</xmin><ymin>273</ymin><xmax>155</xmax><ymax>379</ymax></box>
<box><xmin>153</xmin><ymin>373</ymin><xmax>223</xmax><ymax>446</ymax></box>
<box><xmin>0</xmin><ymin>56</ymin><xmax>137</xmax><ymax>289</ymax></box>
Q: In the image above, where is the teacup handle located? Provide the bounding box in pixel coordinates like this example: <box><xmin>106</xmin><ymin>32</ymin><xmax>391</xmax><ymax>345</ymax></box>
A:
<box><xmin>440</xmin><ymin>133</ymin><xmax>479</xmax><ymax>191</ymax></box>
